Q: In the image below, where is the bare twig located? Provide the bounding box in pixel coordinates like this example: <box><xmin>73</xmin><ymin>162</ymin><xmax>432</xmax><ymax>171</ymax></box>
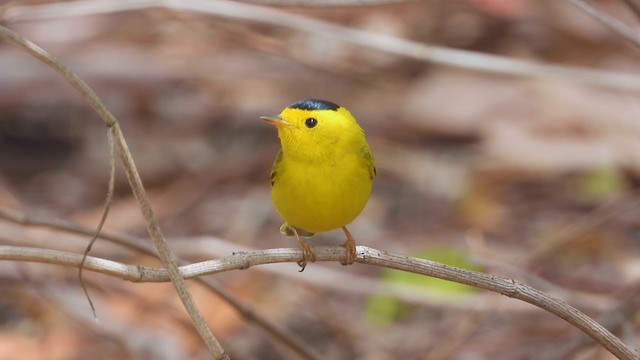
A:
<box><xmin>0</xmin><ymin>24</ymin><xmax>228</xmax><ymax>359</ymax></box>
<box><xmin>0</xmin><ymin>244</ymin><xmax>636</xmax><ymax>360</ymax></box>
<box><xmin>0</xmin><ymin>206</ymin><xmax>153</xmax><ymax>252</ymax></box>
<box><xmin>0</xmin><ymin>206</ymin><xmax>322</xmax><ymax>360</ymax></box>
<box><xmin>361</xmin><ymin>247</ymin><xmax>636</xmax><ymax>360</ymax></box>
<box><xmin>541</xmin><ymin>283</ymin><xmax>640</xmax><ymax>359</ymax></box>
<box><xmin>236</xmin><ymin>0</ymin><xmax>413</xmax><ymax>6</ymax></box>
<box><xmin>111</xmin><ymin>123</ymin><xmax>228</xmax><ymax>360</ymax></box>
<box><xmin>570</xmin><ymin>0</ymin><xmax>640</xmax><ymax>48</ymax></box>
<box><xmin>621</xmin><ymin>0</ymin><xmax>640</xmax><ymax>20</ymax></box>
<box><xmin>78</xmin><ymin>126</ymin><xmax>116</xmax><ymax>319</ymax></box>
<box><xmin>0</xmin><ymin>206</ymin><xmax>558</xmax><ymax>314</ymax></box>
<box><xmin>521</xmin><ymin>196</ymin><xmax>628</xmax><ymax>267</ymax></box>
<box><xmin>4</xmin><ymin>0</ymin><xmax>640</xmax><ymax>91</ymax></box>
<box><xmin>38</xmin><ymin>284</ymin><xmax>156</xmax><ymax>358</ymax></box>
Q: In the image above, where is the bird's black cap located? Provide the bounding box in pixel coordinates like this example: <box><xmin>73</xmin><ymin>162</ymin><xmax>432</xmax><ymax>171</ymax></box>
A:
<box><xmin>288</xmin><ymin>99</ymin><xmax>340</xmax><ymax>111</ymax></box>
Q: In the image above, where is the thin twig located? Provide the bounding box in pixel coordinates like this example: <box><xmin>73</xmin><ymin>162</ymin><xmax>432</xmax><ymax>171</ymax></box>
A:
<box><xmin>0</xmin><ymin>24</ymin><xmax>228</xmax><ymax>359</ymax></box>
<box><xmin>78</xmin><ymin>126</ymin><xmax>116</xmax><ymax>319</ymax></box>
<box><xmin>0</xmin><ymin>206</ymin><xmax>153</xmax><ymax>252</ymax></box>
<box><xmin>0</xmin><ymin>206</ymin><xmax>558</xmax><ymax>313</ymax></box>
<box><xmin>361</xmin><ymin>247</ymin><xmax>637</xmax><ymax>360</ymax></box>
<box><xmin>117</xmin><ymin>120</ymin><xmax>229</xmax><ymax>359</ymax></box>
<box><xmin>621</xmin><ymin>0</ymin><xmax>640</xmax><ymax>20</ymax></box>
<box><xmin>522</xmin><ymin>196</ymin><xmax>627</xmax><ymax>267</ymax></box>
<box><xmin>4</xmin><ymin>0</ymin><xmax>640</xmax><ymax>91</ymax></box>
<box><xmin>570</xmin><ymin>0</ymin><xmax>640</xmax><ymax>49</ymax></box>
<box><xmin>0</xmin><ymin>244</ymin><xmax>636</xmax><ymax>360</ymax></box>
<box><xmin>541</xmin><ymin>283</ymin><xmax>640</xmax><ymax>359</ymax></box>
<box><xmin>0</xmin><ymin>206</ymin><xmax>322</xmax><ymax>360</ymax></box>
<box><xmin>236</xmin><ymin>0</ymin><xmax>413</xmax><ymax>6</ymax></box>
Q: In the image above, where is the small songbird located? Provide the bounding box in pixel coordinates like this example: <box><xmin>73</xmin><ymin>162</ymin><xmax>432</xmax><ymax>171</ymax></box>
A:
<box><xmin>261</xmin><ymin>99</ymin><xmax>376</xmax><ymax>271</ymax></box>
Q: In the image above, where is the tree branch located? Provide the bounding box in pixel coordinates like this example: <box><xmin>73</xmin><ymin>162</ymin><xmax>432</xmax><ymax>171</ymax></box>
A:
<box><xmin>570</xmin><ymin>0</ymin><xmax>640</xmax><ymax>49</ymax></box>
<box><xmin>235</xmin><ymin>0</ymin><xmax>414</xmax><ymax>6</ymax></box>
<box><xmin>4</xmin><ymin>0</ymin><xmax>640</xmax><ymax>91</ymax></box>
<box><xmin>621</xmin><ymin>0</ymin><xmax>640</xmax><ymax>20</ymax></box>
<box><xmin>0</xmin><ymin>207</ymin><xmax>322</xmax><ymax>360</ymax></box>
<box><xmin>0</xmin><ymin>24</ymin><xmax>228</xmax><ymax>360</ymax></box>
<box><xmin>1</xmin><ymin>205</ymin><xmax>566</xmax><ymax>314</ymax></box>
<box><xmin>0</xmin><ymin>245</ymin><xmax>636</xmax><ymax>360</ymax></box>
<box><xmin>544</xmin><ymin>282</ymin><xmax>640</xmax><ymax>359</ymax></box>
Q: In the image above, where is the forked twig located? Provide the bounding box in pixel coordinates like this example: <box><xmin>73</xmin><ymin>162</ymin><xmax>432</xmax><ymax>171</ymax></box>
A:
<box><xmin>0</xmin><ymin>24</ymin><xmax>228</xmax><ymax>359</ymax></box>
<box><xmin>0</xmin><ymin>206</ymin><xmax>321</xmax><ymax>360</ymax></box>
<box><xmin>78</xmin><ymin>126</ymin><xmax>116</xmax><ymax>319</ymax></box>
<box><xmin>4</xmin><ymin>0</ymin><xmax>640</xmax><ymax>91</ymax></box>
<box><xmin>0</xmin><ymin>244</ymin><xmax>636</xmax><ymax>360</ymax></box>
<box><xmin>236</xmin><ymin>0</ymin><xmax>413</xmax><ymax>6</ymax></box>
<box><xmin>570</xmin><ymin>0</ymin><xmax>640</xmax><ymax>48</ymax></box>
<box><xmin>621</xmin><ymin>0</ymin><xmax>640</xmax><ymax>20</ymax></box>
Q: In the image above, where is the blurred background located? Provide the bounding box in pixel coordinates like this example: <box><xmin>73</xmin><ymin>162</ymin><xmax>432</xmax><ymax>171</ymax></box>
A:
<box><xmin>1</xmin><ymin>0</ymin><xmax>640</xmax><ymax>359</ymax></box>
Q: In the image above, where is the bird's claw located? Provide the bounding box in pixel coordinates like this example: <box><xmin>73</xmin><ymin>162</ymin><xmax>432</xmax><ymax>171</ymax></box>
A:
<box><xmin>296</xmin><ymin>236</ymin><xmax>316</xmax><ymax>272</ymax></box>
<box><xmin>340</xmin><ymin>239</ymin><xmax>356</xmax><ymax>265</ymax></box>
<box><xmin>340</xmin><ymin>226</ymin><xmax>357</xmax><ymax>266</ymax></box>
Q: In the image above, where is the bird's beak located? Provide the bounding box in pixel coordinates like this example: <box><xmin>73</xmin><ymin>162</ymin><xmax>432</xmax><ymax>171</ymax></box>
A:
<box><xmin>260</xmin><ymin>115</ymin><xmax>290</xmax><ymax>128</ymax></box>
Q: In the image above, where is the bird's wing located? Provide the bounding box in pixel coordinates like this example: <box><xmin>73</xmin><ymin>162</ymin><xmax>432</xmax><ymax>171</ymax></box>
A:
<box><xmin>280</xmin><ymin>222</ymin><xmax>315</xmax><ymax>237</ymax></box>
<box><xmin>270</xmin><ymin>149</ymin><xmax>283</xmax><ymax>187</ymax></box>
<box><xmin>362</xmin><ymin>145</ymin><xmax>377</xmax><ymax>179</ymax></box>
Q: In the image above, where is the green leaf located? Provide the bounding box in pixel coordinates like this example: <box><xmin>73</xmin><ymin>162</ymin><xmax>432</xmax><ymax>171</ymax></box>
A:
<box><xmin>365</xmin><ymin>294</ymin><xmax>407</xmax><ymax>326</ymax></box>
<box><xmin>576</xmin><ymin>168</ymin><xmax>625</xmax><ymax>200</ymax></box>
<box><xmin>366</xmin><ymin>247</ymin><xmax>481</xmax><ymax>326</ymax></box>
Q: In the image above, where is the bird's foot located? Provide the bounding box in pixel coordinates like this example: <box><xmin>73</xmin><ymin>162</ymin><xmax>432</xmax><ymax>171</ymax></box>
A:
<box><xmin>340</xmin><ymin>226</ymin><xmax>357</xmax><ymax>266</ymax></box>
<box><xmin>296</xmin><ymin>238</ymin><xmax>317</xmax><ymax>272</ymax></box>
<box><xmin>292</xmin><ymin>228</ymin><xmax>316</xmax><ymax>272</ymax></box>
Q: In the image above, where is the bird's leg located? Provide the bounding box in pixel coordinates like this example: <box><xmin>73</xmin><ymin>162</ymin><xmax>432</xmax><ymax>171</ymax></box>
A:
<box><xmin>340</xmin><ymin>226</ymin><xmax>357</xmax><ymax>266</ymax></box>
<box><xmin>291</xmin><ymin>227</ymin><xmax>316</xmax><ymax>272</ymax></box>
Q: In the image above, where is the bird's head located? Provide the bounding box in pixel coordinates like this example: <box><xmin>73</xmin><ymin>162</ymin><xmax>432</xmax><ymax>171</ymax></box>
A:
<box><xmin>261</xmin><ymin>99</ymin><xmax>364</xmax><ymax>161</ymax></box>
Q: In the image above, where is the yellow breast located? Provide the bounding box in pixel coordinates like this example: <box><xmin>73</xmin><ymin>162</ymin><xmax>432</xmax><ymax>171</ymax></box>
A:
<box><xmin>271</xmin><ymin>152</ymin><xmax>372</xmax><ymax>233</ymax></box>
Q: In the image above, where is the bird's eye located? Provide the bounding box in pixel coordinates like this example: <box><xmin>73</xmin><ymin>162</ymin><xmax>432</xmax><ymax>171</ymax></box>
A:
<box><xmin>305</xmin><ymin>118</ymin><xmax>318</xmax><ymax>128</ymax></box>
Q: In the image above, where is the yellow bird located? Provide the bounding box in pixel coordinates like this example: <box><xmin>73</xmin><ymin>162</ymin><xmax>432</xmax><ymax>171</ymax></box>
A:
<box><xmin>261</xmin><ymin>99</ymin><xmax>376</xmax><ymax>271</ymax></box>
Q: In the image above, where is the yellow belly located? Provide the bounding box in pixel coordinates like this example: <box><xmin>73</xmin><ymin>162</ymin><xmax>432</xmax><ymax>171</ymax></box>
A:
<box><xmin>272</xmin><ymin>156</ymin><xmax>372</xmax><ymax>233</ymax></box>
